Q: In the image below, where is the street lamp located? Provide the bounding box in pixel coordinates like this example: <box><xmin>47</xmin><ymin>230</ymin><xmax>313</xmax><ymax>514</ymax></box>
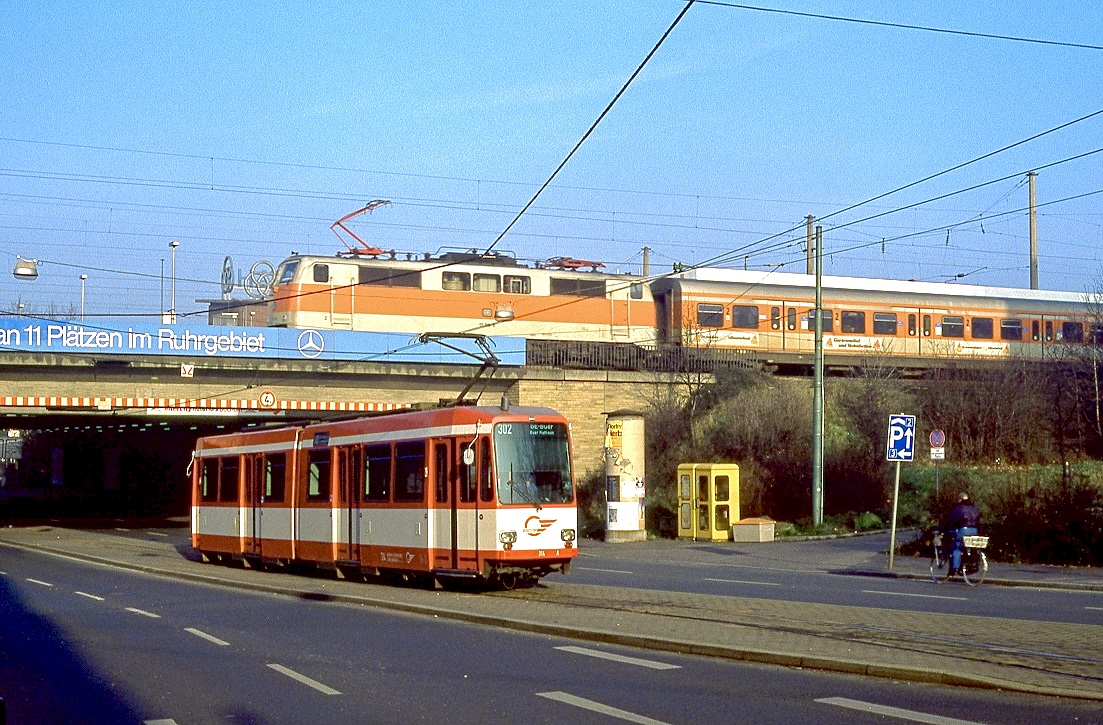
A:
<box><xmin>169</xmin><ymin>240</ymin><xmax>180</xmax><ymax>323</ymax></box>
<box><xmin>80</xmin><ymin>274</ymin><xmax>88</xmax><ymax>322</ymax></box>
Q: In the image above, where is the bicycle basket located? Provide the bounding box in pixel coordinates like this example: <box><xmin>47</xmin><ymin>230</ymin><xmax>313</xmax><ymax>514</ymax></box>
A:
<box><xmin>963</xmin><ymin>535</ymin><xmax>989</xmax><ymax>549</ymax></box>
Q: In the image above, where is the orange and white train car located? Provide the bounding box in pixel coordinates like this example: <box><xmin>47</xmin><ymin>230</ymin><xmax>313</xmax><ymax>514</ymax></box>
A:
<box><xmin>191</xmin><ymin>404</ymin><xmax>578</xmax><ymax>588</ymax></box>
<box><xmin>265</xmin><ymin>251</ymin><xmax>656</xmax><ymax>344</ymax></box>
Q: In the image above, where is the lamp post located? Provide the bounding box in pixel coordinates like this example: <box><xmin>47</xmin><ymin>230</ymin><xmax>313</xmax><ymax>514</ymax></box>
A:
<box><xmin>80</xmin><ymin>274</ymin><xmax>88</xmax><ymax>322</ymax></box>
<box><xmin>169</xmin><ymin>240</ymin><xmax>180</xmax><ymax>323</ymax></box>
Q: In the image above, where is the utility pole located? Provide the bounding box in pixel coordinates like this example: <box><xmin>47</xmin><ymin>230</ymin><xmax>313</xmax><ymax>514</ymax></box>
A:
<box><xmin>812</xmin><ymin>225</ymin><xmax>825</xmax><ymax>525</ymax></box>
<box><xmin>642</xmin><ymin>246</ymin><xmax>651</xmax><ymax>276</ymax></box>
<box><xmin>806</xmin><ymin>215</ymin><xmax>814</xmax><ymax>275</ymax></box>
<box><xmin>1029</xmin><ymin>171</ymin><xmax>1038</xmax><ymax>290</ymax></box>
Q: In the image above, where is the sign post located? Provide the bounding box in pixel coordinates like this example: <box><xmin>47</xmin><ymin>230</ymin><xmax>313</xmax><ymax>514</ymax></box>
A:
<box><xmin>886</xmin><ymin>414</ymin><xmax>916</xmax><ymax>569</ymax></box>
<box><xmin>929</xmin><ymin>428</ymin><xmax>946</xmax><ymax>496</ymax></box>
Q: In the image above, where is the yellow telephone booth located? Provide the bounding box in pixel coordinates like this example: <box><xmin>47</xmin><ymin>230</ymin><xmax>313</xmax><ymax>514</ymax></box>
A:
<box><xmin>677</xmin><ymin>463</ymin><xmax>740</xmax><ymax>541</ymax></box>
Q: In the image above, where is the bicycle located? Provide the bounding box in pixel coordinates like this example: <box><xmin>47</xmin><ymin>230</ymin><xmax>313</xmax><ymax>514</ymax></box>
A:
<box><xmin>930</xmin><ymin>531</ymin><xmax>988</xmax><ymax>586</ymax></box>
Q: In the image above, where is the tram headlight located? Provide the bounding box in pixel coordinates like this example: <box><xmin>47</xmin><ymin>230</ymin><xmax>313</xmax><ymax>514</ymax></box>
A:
<box><xmin>499</xmin><ymin>530</ymin><xmax>517</xmax><ymax>545</ymax></box>
<box><xmin>560</xmin><ymin>528</ymin><xmax>576</xmax><ymax>543</ymax></box>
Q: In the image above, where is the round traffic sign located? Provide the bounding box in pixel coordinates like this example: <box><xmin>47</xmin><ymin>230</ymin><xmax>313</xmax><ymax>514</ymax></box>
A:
<box><xmin>929</xmin><ymin>429</ymin><xmax>946</xmax><ymax>447</ymax></box>
<box><xmin>258</xmin><ymin>390</ymin><xmax>277</xmax><ymax>409</ymax></box>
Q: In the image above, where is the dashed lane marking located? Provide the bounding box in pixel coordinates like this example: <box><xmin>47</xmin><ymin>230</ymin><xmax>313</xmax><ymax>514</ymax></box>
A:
<box><xmin>143</xmin><ymin>720</ymin><xmax>178</xmax><ymax>725</ymax></box>
<box><xmin>537</xmin><ymin>691</ymin><xmax>670</xmax><ymax>725</ymax></box>
<box><xmin>267</xmin><ymin>664</ymin><xmax>341</xmax><ymax>695</ymax></box>
<box><xmin>1086</xmin><ymin>606</ymin><xmax>1103</xmax><ymax>611</ymax></box>
<box><xmin>555</xmin><ymin>646</ymin><xmax>680</xmax><ymax>670</ymax></box>
<box><xmin>125</xmin><ymin>607</ymin><xmax>161</xmax><ymax>618</ymax></box>
<box><xmin>75</xmin><ymin>591</ymin><xmax>105</xmax><ymax>601</ymax></box>
<box><xmin>704</xmin><ymin>577</ymin><xmax>781</xmax><ymax>586</ymax></box>
<box><xmin>817</xmin><ymin>696</ymin><xmax>986</xmax><ymax>724</ymax></box>
<box><xmin>146</xmin><ymin>532</ymin><xmax>169</xmax><ymax>538</ymax></box>
<box><xmin>26</xmin><ymin>578</ymin><xmax>53</xmax><ymax>587</ymax></box>
<box><xmin>863</xmin><ymin>590</ymin><xmax>968</xmax><ymax>601</ymax></box>
<box><xmin>576</xmin><ymin>566</ymin><xmax>634</xmax><ymax>575</ymax></box>
<box><xmin>186</xmin><ymin>627</ymin><xmax>230</xmax><ymax>646</ymax></box>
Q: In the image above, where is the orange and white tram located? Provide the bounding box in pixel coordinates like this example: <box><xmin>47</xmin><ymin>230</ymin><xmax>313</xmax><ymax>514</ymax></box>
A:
<box><xmin>191</xmin><ymin>404</ymin><xmax>578</xmax><ymax>588</ymax></box>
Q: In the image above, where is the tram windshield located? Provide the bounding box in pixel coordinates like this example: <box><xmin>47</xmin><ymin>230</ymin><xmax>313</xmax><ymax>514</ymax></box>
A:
<box><xmin>494</xmin><ymin>421</ymin><xmax>573</xmax><ymax>507</ymax></box>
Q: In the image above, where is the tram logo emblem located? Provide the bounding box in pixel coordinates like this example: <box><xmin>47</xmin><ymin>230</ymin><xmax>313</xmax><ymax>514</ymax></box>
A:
<box><xmin>524</xmin><ymin>516</ymin><xmax>556</xmax><ymax>536</ymax></box>
<box><xmin>297</xmin><ymin>329</ymin><xmax>324</xmax><ymax>358</ymax></box>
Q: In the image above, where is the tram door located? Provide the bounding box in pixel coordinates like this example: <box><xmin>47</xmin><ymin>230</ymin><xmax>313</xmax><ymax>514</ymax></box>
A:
<box><xmin>431</xmin><ymin>440</ymin><xmax>457</xmax><ymax>570</ymax></box>
<box><xmin>335</xmin><ymin>447</ymin><xmax>363</xmax><ymax>562</ymax></box>
<box><xmin>243</xmin><ymin>454</ymin><xmax>263</xmax><ymax>556</ymax></box>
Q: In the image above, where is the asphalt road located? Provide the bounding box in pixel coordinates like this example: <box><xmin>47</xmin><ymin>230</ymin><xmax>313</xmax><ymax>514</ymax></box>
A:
<box><xmin>3</xmin><ymin>538</ymin><xmax>1102</xmax><ymax>724</ymax></box>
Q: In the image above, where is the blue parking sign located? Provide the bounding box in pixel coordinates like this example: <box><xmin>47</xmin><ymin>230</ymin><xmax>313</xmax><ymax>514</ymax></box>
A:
<box><xmin>886</xmin><ymin>415</ymin><xmax>916</xmax><ymax>461</ymax></box>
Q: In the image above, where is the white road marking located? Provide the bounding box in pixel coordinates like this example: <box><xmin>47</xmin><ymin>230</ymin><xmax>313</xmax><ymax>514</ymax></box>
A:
<box><xmin>863</xmin><ymin>590</ymin><xmax>968</xmax><ymax>601</ymax></box>
<box><xmin>267</xmin><ymin>664</ymin><xmax>341</xmax><ymax>695</ymax></box>
<box><xmin>125</xmin><ymin>607</ymin><xmax>161</xmax><ymax>618</ymax></box>
<box><xmin>144</xmin><ymin>720</ymin><xmax>178</xmax><ymax>724</ymax></box>
<box><xmin>26</xmin><ymin>578</ymin><xmax>54</xmax><ymax>587</ymax></box>
<box><xmin>537</xmin><ymin>691</ymin><xmax>670</xmax><ymax>724</ymax></box>
<box><xmin>555</xmin><ymin>646</ymin><xmax>680</xmax><ymax>670</ymax></box>
<box><xmin>0</xmin><ymin>570</ymin><xmax>7</xmax><ymax>576</ymax></box>
<box><xmin>146</xmin><ymin>532</ymin><xmax>169</xmax><ymax>537</ymax></box>
<box><xmin>186</xmin><ymin>627</ymin><xmax>230</xmax><ymax>646</ymax></box>
<box><xmin>704</xmin><ymin>577</ymin><xmax>781</xmax><ymax>586</ymax></box>
<box><xmin>115</xmin><ymin>527</ymin><xmax>131</xmax><ymax>532</ymax></box>
<box><xmin>817</xmin><ymin>696</ymin><xmax>986</xmax><ymax>724</ymax></box>
<box><xmin>75</xmin><ymin>591</ymin><xmax>105</xmax><ymax>601</ymax></box>
<box><xmin>576</xmin><ymin>566</ymin><xmax>634</xmax><ymax>575</ymax></box>
<box><xmin>1086</xmin><ymin>606</ymin><xmax>1103</xmax><ymax>611</ymax></box>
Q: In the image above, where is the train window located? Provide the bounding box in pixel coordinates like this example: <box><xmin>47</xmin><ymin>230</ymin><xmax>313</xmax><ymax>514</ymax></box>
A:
<box><xmin>359</xmin><ymin>266</ymin><xmax>422</xmax><ymax>288</ymax></box>
<box><xmin>479</xmin><ymin>437</ymin><xmax>493</xmax><ymax>502</ymax></box>
<box><xmin>841</xmin><ymin>311</ymin><xmax>865</xmax><ymax>334</ymax></box>
<box><xmin>941</xmin><ymin>316</ymin><xmax>965</xmax><ymax>338</ymax></box>
<box><xmin>394</xmin><ymin>441</ymin><xmax>426</xmax><ymax>502</ymax></box>
<box><xmin>442</xmin><ymin>272</ymin><xmax>471</xmax><ymax>291</ymax></box>
<box><xmin>1000</xmin><ymin>319</ymin><xmax>1023</xmax><ymax>341</ymax></box>
<box><xmin>473</xmin><ymin>273</ymin><xmax>501</xmax><ymax>292</ymax></box>
<box><xmin>312</xmin><ymin>264</ymin><xmax>329</xmax><ymax>284</ymax></box>
<box><xmin>219</xmin><ymin>457</ymin><xmax>239</xmax><ymax>502</ymax></box>
<box><xmin>364</xmin><ymin>444</ymin><xmax>391</xmax><ymax>502</ymax></box>
<box><xmin>1032</xmin><ymin>320</ymin><xmax>1040</xmax><ymax>341</ymax></box>
<box><xmin>200</xmin><ymin>458</ymin><xmax>218</xmax><ymax>502</ymax></box>
<box><xmin>807</xmin><ymin>309</ymin><xmax>833</xmax><ymax>332</ymax></box>
<box><xmin>787</xmin><ymin>308</ymin><xmax>797</xmax><ymax>331</ymax></box>
<box><xmin>630</xmin><ymin>282</ymin><xmax>644</xmax><ymax>300</ymax></box>
<box><xmin>265</xmin><ymin>453</ymin><xmax>286</xmax><ymax>503</ymax></box>
<box><xmin>732</xmin><ymin>305</ymin><xmax>759</xmax><ymax>329</ymax></box>
<box><xmin>504</xmin><ymin>275</ymin><xmax>531</xmax><ymax>294</ymax></box>
<box><xmin>459</xmin><ymin>441</ymin><xmax>477</xmax><ymax>503</ymax></box>
<box><xmin>550</xmin><ymin>278</ymin><xmax>606</xmax><ymax>297</ymax></box>
<box><xmin>873</xmin><ymin>312</ymin><xmax>898</xmax><ymax>335</ymax></box>
<box><xmin>770</xmin><ymin>307</ymin><xmax>781</xmax><ymax>330</ymax></box>
<box><xmin>923</xmin><ymin>314</ymin><xmax>931</xmax><ymax>337</ymax></box>
<box><xmin>276</xmin><ymin>260</ymin><xmax>299</xmax><ymax>285</ymax></box>
<box><xmin>1045</xmin><ymin>320</ymin><xmax>1053</xmax><ymax>341</ymax></box>
<box><xmin>908</xmin><ymin>314</ymin><xmax>917</xmax><ymax>336</ymax></box>
<box><xmin>435</xmin><ymin>443</ymin><xmax>449</xmax><ymax>504</ymax></box>
<box><xmin>307</xmin><ymin>450</ymin><xmax>331</xmax><ymax>501</ymax></box>
<box><xmin>972</xmin><ymin>318</ymin><xmax>993</xmax><ymax>339</ymax></box>
<box><xmin>1062</xmin><ymin>322</ymin><xmax>1084</xmax><ymax>343</ymax></box>
<box><xmin>697</xmin><ymin>304</ymin><xmax>724</xmax><ymax>328</ymax></box>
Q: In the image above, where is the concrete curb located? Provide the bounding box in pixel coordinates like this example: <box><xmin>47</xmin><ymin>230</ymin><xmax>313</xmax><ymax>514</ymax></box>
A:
<box><xmin>4</xmin><ymin>537</ymin><xmax>1101</xmax><ymax>702</ymax></box>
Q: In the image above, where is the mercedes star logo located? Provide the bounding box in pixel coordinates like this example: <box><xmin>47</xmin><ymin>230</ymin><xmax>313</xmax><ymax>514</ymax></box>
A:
<box><xmin>297</xmin><ymin>329</ymin><xmax>325</xmax><ymax>358</ymax></box>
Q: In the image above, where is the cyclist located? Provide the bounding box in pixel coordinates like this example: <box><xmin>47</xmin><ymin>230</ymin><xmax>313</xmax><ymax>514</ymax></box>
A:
<box><xmin>941</xmin><ymin>492</ymin><xmax>980</xmax><ymax>574</ymax></box>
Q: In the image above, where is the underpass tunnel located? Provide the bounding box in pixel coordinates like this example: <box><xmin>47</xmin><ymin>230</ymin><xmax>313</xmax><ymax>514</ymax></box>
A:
<box><xmin>0</xmin><ymin>413</ymin><xmax>290</xmax><ymax>522</ymax></box>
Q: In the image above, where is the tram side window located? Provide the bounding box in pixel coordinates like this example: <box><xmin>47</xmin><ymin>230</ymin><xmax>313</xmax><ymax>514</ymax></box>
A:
<box><xmin>459</xmin><ymin>442</ymin><xmax>477</xmax><ymax>503</ymax></box>
<box><xmin>941</xmin><ymin>316</ymin><xmax>965</xmax><ymax>338</ymax></box>
<box><xmin>1062</xmin><ymin>322</ymin><xmax>1084</xmax><ymax>343</ymax></box>
<box><xmin>307</xmin><ymin>449</ymin><xmax>331</xmax><ymax>502</ymax></box>
<box><xmin>219</xmin><ymin>457</ymin><xmax>239</xmax><ymax>503</ymax></box>
<box><xmin>473</xmin><ymin>273</ymin><xmax>501</xmax><ymax>292</ymax></box>
<box><xmin>394</xmin><ymin>441</ymin><xmax>426</xmax><ymax>502</ymax></box>
<box><xmin>313</xmin><ymin>264</ymin><xmax>329</xmax><ymax>283</ymax></box>
<box><xmin>972</xmin><ymin>317</ymin><xmax>993</xmax><ymax>340</ymax></box>
<box><xmin>731</xmin><ymin>305</ymin><xmax>759</xmax><ymax>329</ymax></box>
<box><xmin>807</xmin><ymin>309</ymin><xmax>833</xmax><ymax>332</ymax></box>
<box><xmin>364</xmin><ymin>444</ymin><xmax>391</xmax><ymax>502</ymax></box>
<box><xmin>504</xmin><ymin>275</ymin><xmax>531</xmax><ymax>294</ymax></box>
<box><xmin>841</xmin><ymin>311</ymin><xmax>865</xmax><ymax>334</ymax></box>
<box><xmin>434</xmin><ymin>443</ymin><xmax>449</xmax><ymax>503</ymax></box>
<box><xmin>442</xmin><ymin>272</ymin><xmax>471</xmax><ymax>291</ymax></box>
<box><xmin>479</xmin><ymin>437</ymin><xmax>494</xmax><ymax>503</ymax></box>
<box><xmin>265</xmin><ymin>453</ymin><xmax>286</xmax><ymax>503</ymax></box>
<box><xmin>697</xmin><ymin>303</ymin><xmax>724</xmax><ymax>328</ymax></box>
<box><xmin>873</xmin><ymin>312</ymin><xmax>897</xmax><ymax>335</ymax></box>
<box><xmin>200</xmin><ymin>458</ymin><xmax>218</xmax><ymax>502</ymax></box>
<box><xmin>1000</xmin><ymin>319</ymin><xmax>1023</xmax><ymax>341</ymax></box>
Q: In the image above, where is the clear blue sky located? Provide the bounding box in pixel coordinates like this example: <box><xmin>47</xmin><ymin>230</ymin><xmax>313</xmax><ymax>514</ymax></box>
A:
<box><xmin>2</xmin><ymin>2</ymin><xmax>1101</xmax><ymax>318</ymax></box>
